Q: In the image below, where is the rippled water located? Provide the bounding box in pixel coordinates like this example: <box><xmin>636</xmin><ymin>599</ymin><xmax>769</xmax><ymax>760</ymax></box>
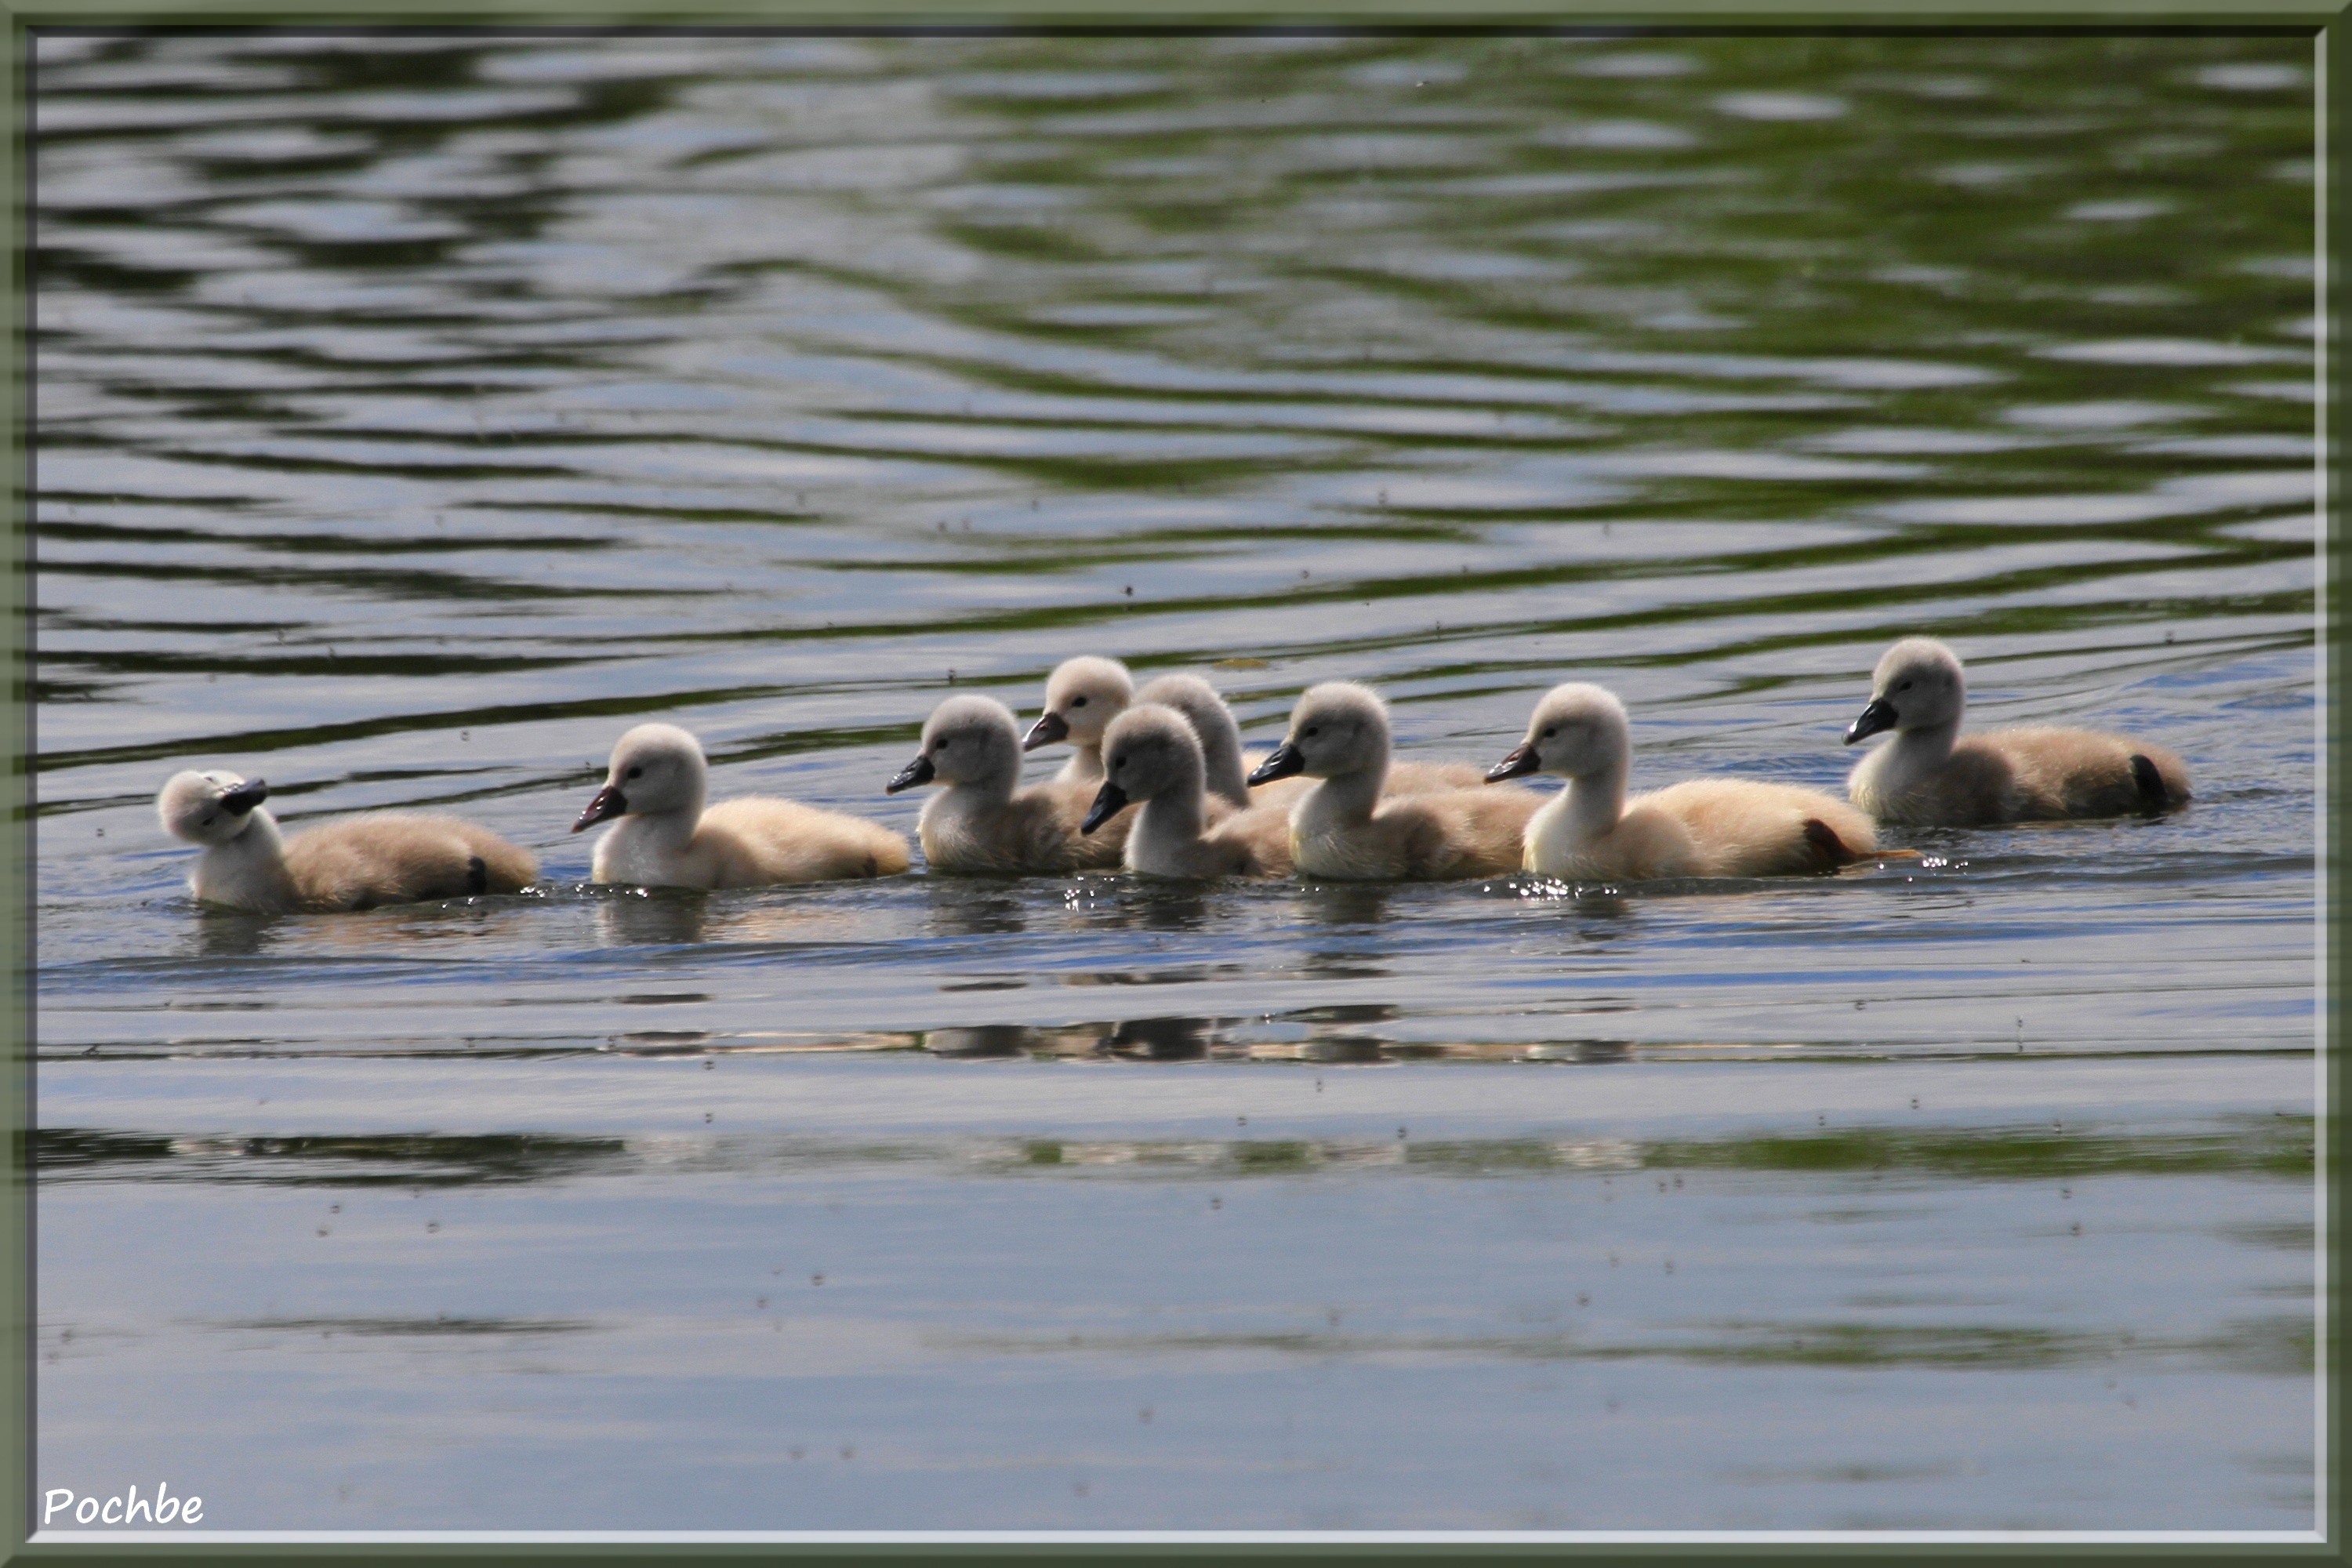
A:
<box><xmin>33</xmin><ymin>31</ymin><xmax>2317</xmax><ymax>1534</ymax></box>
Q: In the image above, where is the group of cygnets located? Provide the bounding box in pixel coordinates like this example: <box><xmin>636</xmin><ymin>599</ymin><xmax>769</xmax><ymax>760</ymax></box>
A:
<box><xmin>155</xmin><ymin>636</ymin><xmax>2190</xmax><ymax>915</ymax></box>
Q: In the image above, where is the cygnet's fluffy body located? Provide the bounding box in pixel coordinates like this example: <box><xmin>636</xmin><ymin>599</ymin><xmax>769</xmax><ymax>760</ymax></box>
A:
<box><xmin>577</xmin><ymin>723</ymin><xmax>909</xmax><ymax>888</ymax></box>
<box><xmin>1023</xmin><ymin>656</ymin><xmax>1134</xmax><ymax>783</ymax></box>
<box><xmin>1492</xmin><ymin>684</ymin><xmax>1876</xmax><ymax>881</ymax></box>
<box><xmin>1844</xmin><ymin>637</ymin><xmax>2190</xmax><ymax>826</ymax></box>
<box><xmin>158</xmin><ymin>769</ymin><xmax>537</xmax><ymax>913</ymax></box>
<box><xmin>895</xmin><ymin>695</ymin><xmax>1131</xmax><ymax>873</ymax></box>
<box><xmin>1250</xmin><ymin>683</ymin><xmax>1540</xmax><ymax>881</ymax></box>
<box><xmin>1091</xmin><ymin>704</ymin><xmax>1289</xmax><ymax>878</ymax></box>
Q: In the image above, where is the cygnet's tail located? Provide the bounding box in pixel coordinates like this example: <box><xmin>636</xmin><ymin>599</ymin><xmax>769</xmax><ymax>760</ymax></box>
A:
<box><xmin>1799</xmin><ymin>817</ymin><xmax>1864</xmax><ymax>873</ymax></box>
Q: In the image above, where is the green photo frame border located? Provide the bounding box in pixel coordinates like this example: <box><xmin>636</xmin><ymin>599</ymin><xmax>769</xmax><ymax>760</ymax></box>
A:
<box><xmin>0</xmin><ymin>12</ymin><xmax>2336</xmax><ymax>1565</ymax></box>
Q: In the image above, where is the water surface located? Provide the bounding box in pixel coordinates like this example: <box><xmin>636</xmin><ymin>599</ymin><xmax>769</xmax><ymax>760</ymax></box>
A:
<box><xmin>31</xmin><ymin>31</ymin><xmax>2318</xmax><ymax>1534</ymax></box>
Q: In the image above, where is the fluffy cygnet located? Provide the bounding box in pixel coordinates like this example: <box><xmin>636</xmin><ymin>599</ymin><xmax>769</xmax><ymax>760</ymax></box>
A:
<box><xmin>1129</xmin><ymin>672</ymin><xmax>1315</xmax><ymax>812</ymax></box>
<box><xmin>1087</xmin><ymin>704</ymin><xmax>1290</xmax><ymax>878</ymax></box>
<box><xmin>1491</xmin><ymin>684</ymin><xmax>1877</xmax><ymax>880</ymax></box>
<box><xmin>1022</xmin><ymin>656</ymin><xmax>1134</xmax><ymax>783</ymax></box>
<box><xmin>891</xmin><ymin>695</ymin><xmax>1131</xmax><ymax>873</ymax></box>
<box><xmin>1248</xmin><ymin>682</ymin><xmax>1540</xmax><ymax>881</ymax></box>
<box><xmin>158</xmin><ymin>769</ymin><xmax>537</xmax><ymax>913</ymax></box>
<box><xmin>576</xmin><ymin>723</ymin><xmax>909</xmax><ymax>888</ymax></box>
<box><xmin>1844</xmin><ymin>637</ymin><xmax>2191</xmax><ymax>825</ymax></box>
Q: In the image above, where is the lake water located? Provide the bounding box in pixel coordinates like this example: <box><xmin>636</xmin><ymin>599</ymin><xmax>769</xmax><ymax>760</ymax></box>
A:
<box><xmin>31</xmin><ymin>31</ymin><xmax>2319</xmax><ymax>1536</ymax></box>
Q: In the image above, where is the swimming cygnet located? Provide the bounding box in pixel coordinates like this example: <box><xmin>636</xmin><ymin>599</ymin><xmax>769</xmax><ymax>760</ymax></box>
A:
<box><xmin>1131</xmin><ymin>672</ymin><xmax>1311</xmax><ymax>811</ymax></box>
<box><xmin>1134</xmin><ymin>670</ymin><xmax>1483</xmax><ymax>806</ymax></box>
<box><xmin>1022</xmin><ymin>655</ymin><xmax>1133</xmax><ymax>782</ymax></box>
<box><xmin>890</xmin><ymin>695</ymin><xmax>1131</xmax><ymax>873</ymax></box>
<box><xmin>1085</xmin><ymin>704</ymin><xmax>1290</xmax><ymax>878</ymax></box>
<box><xmin>1844</xmin><ymin>637</ymin><xmax>2191</xmax><ymax>825</ymax></box>
<box><xmin>1490</xmin><ymin>684</ymin><xmax>1877</xmax><ymax>880</ymax></box>
<box><xmin>157</xmin><ymin>770</ymin><xmax>538</xmax><ymax>913</ymax></box>
<box><xmin>575</xmin><ymin>723</ymin><xmax>909</xmax><ymax>887</ymax></box>
<box><xmin>1247</xmin><ymin>682</ymin><xmax>1541</xmax><ymax>880</ymax></box>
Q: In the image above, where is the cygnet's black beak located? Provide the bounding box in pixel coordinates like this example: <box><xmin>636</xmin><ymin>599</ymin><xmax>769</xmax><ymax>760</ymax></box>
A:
<box><xmin>1485</xmin><ymin>743</ymin><xmax>1541</xmax><ymax>783</ymax></box>
<box><xmin>1080</xmin><ymin>780</ymin><xmax>1129</xmax><ymax>835</ymax></box>
<box><xmin>1844</xmin><ymin>698</ymin><xmax>1898</xmax><ymax>746</ymax></box>
<box><xmin>886</xmin><ymin>753</ymin><xmax>936</xmax><ymax>794</ymax></box>
<box><xmin>1022</xmin><ymin>712</ymin><xmax>1069</xmax><ymax>752</ymax></box>
<box><xmin>572</xmin><ymin>782</ymin><xmax>626</xmax><ymax>833</ymax></box>
<box><xmin>220</xmin><ymin>779</ymin><xmax>268</xmax><ymax>815</ymax></box>
<box><xmin>1247</xmin><ymin>739</ymin><xmax>1306</xmax><ymax>786</ymax></box>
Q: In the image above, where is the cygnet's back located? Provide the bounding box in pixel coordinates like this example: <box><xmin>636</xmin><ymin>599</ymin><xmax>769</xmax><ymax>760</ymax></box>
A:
<box><xmin>893</xmin><ymin>695</ymin><xmax>1129</xmax><ymax>873</ymax></box>
<box><xmin>1250</xmin><ymin>682</ymin><xmax>1539</xmax><ymax>881</ymax></box>
<box><xmin>291</xmin><ymin>813</ymin><xmax>539</xmax><ymax>909</ymax></box>
<box><xmin>1844</xmin><ymin>637</ymin><xmax>2190</xmax><ymax>825</ymax></box>
<box><xmin>577</xmin><ymin>721</ymin><xmax>909</xmax><ymax>889</ymax></box>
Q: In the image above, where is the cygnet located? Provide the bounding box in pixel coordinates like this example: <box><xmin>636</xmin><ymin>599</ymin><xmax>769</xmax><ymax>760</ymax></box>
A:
<box><xmin>576</xmin><ymin>723</ymin><xmax>909</xmax><ymax>887</ymax></box>
<box><xmin>1490</xmin><ymin>684</ymin><xmax>1877</xmax><ymax>880</ymax></box>
<box><xmin>1022</xmin><ymin>656</ymin><xmax>1134</xmax><ymax>782</ymax></box>
<box><xmin>158</xmin><ymin>769</ymin><xmax>537</xmax><ymax>913</ymax></box>
<box><xmin>1131</xmin><ymin>672</ymin><xmax>1311</xmax><ymax>811</ymax></box>
<box><xmin>1086</xmin><ymin>704</ymin><xmax>1290</xmax><ymax>878</ymax></box>
<box><xmin>1247</xmin><ymin>682</ymin><xmax>1540</xmax><ymax>880</ymax></box>
<box><xmin>891</xmin><ymin>695</ymin><xmax>1131</xmax><ymax>873</ymax></box>
<box><xmin>1844</xmin><ymin>637</ymin><xmax>2190</xmax><ymax>825</ymax></box>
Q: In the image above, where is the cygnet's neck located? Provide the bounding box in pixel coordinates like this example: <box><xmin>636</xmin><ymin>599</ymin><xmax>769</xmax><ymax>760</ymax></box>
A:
<box><xmin>1560</xmin><ymin>753</ymin><xmax>1629</xmax><ymax>843</ymax></box>
<box><xmin>631</xmin><ymin>782</ymin><xmax>707</xmax><ymax>844</ymax></box>
<box><xmin>1197</xmin><ymin>731</ymin><xmax>1251</xmax><ymax>808</ymax></box>
<box><xmin>1311</xmin><ymin>747</ymin><xmax>1388</xmax><ymax>822</ymax></box>
<box><xmin>1879</xmin><ymin>715</ymin><xmax>1962</xmax><ymax>787</ymax></box>
<box><xmin>1132</xmin><ymin>776</ymin><xmax>1208</xmax><ymax>855</ymax></box>
<box><xmin>1056</xmin><ymin>744</ymin><xmax>1104</xmax><ymax>784</ymax></box>
<box><xmin>951</xmin><ymin>754</ymin><xmax>1022</xmax><ymax>808</ymax></box>
<box><xmin>197</xmin><ymin>809</ymin><xmax>297</xmax><ymax>903</ymax></box>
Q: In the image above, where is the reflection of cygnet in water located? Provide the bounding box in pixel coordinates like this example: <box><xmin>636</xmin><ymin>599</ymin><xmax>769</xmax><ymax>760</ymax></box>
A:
<box><xmin>891</xmin><ymin>695</ymin><xmax>1131</xmax><ymax>873</ymax></box>
<box><xmin>593</xmin><ymin>888</ymin><xmax>710</xmax><ymax>947</ymax></box>
<box><xmin>158</xmin><ymin>769</ymin><xmax>536</xmax><ymax>913</ymax></box>
<box><xmin>1086</xmin><ymin>704</ymin><xmax>1289</xmax><ymax>879</ymax></box>
<box><xmin>1022</xmin><ymin>656</ymin><xmax>1134</xmax><ymax>783</ymax></box>
<box><xmin>1844</xmin><ymin>637</ymin><xmax>2190</xmax><ymax>825</ymax></box>
<box><xmin>577</xmin><ymin>723</ymin><xmax>909</xmax><ymax>889</ymax></box>
<box><xmin>1250</xmin><ymin>683</ymin><xmax>1541</xmax><ymax>881</ymax></box>
<box><xmin>1491</xmin><ymin>683</ymin><xmax>1876</xmax><ymax>880</ymax></box>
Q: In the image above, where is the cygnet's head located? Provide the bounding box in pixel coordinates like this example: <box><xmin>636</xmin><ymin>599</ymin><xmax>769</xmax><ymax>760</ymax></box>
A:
<box><xmin>1084</xmin><ymin>704</ymin><xmax>1203</xmax><ymax>833</ymax></box>
<box><xmin>1023</xmin><ymin>656</ymin><xmax>1133</xmax><ymax>753</ymax></box>
<box><xmin>157</xmin><ymin>769</ymin><xmax>270</xmax><ymax>846</ymax></box>
<box><xmin>1486</xmin><ymin>684</ymin><xmax>1630</xmax><ymax>782</ymax></box>
<box><xmin>1846</xmin><ymin>637</ymin><xmax>1966</xmax><ymax>745</ymax></box>
<box><xmin>1134</xmin><ymin>673</ymin><xmax>1233</xmax><ymax>747</ymax></box>
<box><xmin>891</xmin><ymin>695</ymin><xmax>1022</xmax><ymax>793</ymax></box>
<box><xmin>575</xmin><ymin>722</ymin><xmax>707</xmax><ymax>831</ymax></box>
<box><xmin>1247</xmin><ymin>681</ymin><xmax>1391</xmax><ymax>785</ymax></box>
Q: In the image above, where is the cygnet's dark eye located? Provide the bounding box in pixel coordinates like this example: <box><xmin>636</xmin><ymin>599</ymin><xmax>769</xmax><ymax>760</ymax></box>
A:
<box><xmin>1302</xmin><ymin>725</ymin><xmax>1319</xmax><ymax>739</ymax></box>
<box><xmin>1071</xmin><ymin>695</ymin><xmax>1087</xmax><ymax>709</ymax></box>
<box><xmin>626</xmin><ymin>766</ymin><xmax>643</xmax><ymax>779</ymax></box>
<box><xmin>1896</xmin><ymin>680</ymin><xmax>1914</xmax><ymax>692</ymax></box>
<box><xmin>201</xmin><ymin>815</ymin><xmax>216</xmax><ymax>827</ymax></box>
<box><xmin>1541</xmin><ymin>727</ymin><xmax>1557</xmax><ymax>740</ymax></box>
